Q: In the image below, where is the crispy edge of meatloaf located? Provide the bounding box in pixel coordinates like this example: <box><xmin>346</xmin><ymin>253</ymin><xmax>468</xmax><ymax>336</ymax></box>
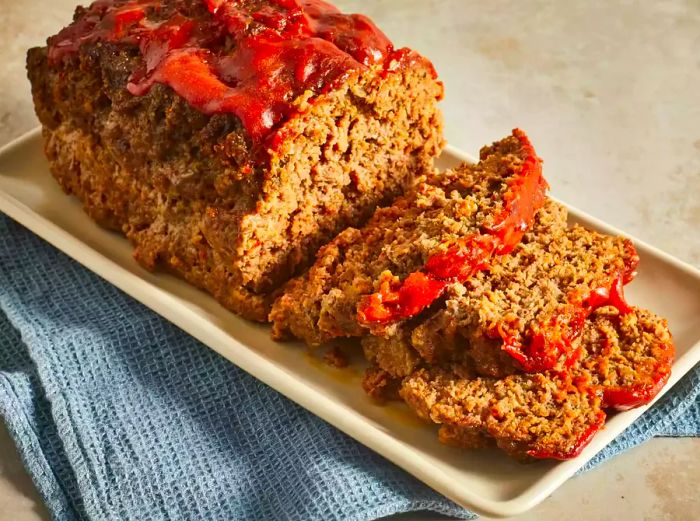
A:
<box><xmin>27</xmin><ymin>38</ymin><xmax>443</xmax><ymax>321</ymax></box>
<box><xmin>398</xmin><ymin>306</ymin><xmax>674</xmax><ymax>460</ymax></box>
<box><xmin>270</xmin><ymin>130</ymin><xmax>544</xmax><ymax>343</ymax></box>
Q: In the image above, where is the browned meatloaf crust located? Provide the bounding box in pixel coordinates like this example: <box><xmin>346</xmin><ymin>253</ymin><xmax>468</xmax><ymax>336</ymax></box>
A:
<box><xmin>270</xmin><ymin>130</ymin><xmax>546</xmax><ymax>343</ymax></box>
<box><xmin>399</xmin><ymin>306</ymin><xmax>674</xmax><ymax>460</ymax></box>
<box><xmin>362</xmin><ymin>200</ymin><xmax>640</xmax><ymax>382</ymax></box>
<box><xmin>27</xmin><ymin>0</ymin><xmax>444</xmax><ymax>321</ymax></box>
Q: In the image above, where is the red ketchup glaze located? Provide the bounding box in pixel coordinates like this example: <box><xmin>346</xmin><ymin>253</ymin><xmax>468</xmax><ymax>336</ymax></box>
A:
<box><xmin>47</xmin><ymin>1</ymin><xmax>156</xmax><ymax>59</ymax></box>
<box><xmin>47</xmin><ymin>0</ymin><xmax>406</xmax><ymax>147</ymax></box>
<box><xmin>602</xmin><ymin>373</ymin><xmax>670</xmax><ymax>411</ymax></box>
<box><xmin>357</xmin><ymin>129</ymin><xmax>547</xmax><ymax>326</ymax></box>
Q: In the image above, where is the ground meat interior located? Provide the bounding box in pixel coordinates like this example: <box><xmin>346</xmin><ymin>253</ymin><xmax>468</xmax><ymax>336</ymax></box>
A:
<box><xmin>272</xmin><ymin>130</ymin><xmax>675</xmax><ymax>461</ymax></box>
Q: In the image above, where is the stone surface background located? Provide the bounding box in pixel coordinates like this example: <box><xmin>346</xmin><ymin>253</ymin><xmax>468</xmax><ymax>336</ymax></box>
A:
<box><xmin>0</xmin><ymin>1</ymin><xmax>698</xmax><ymax>520</ymax></box>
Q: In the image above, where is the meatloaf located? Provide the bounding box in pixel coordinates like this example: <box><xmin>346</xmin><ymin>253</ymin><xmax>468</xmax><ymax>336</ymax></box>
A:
<box><xmin>400</xmin><ymin>306</ymin><xmax>674</xmax><ymax>460</ymax></box>
<box><xmin>27</xmin><ymin>0</ymin><xmax>444</xmax><ymax>321</ymax></box>
<box><xmin>269</xmin><ymin>123</ymin><xmax>674</xmax><ymax>460</ymax></box>
<box><xmin>270</xmin><ymin>129</ymin><xmax>547</xmax><ymax>343</ymax></box>
<box><xmin>360</xmin><ymin>199</ymin><xmax>568</xmax><ymax>387</ymax></box>
<box><xmin>362</xmin><ymin>200</ymin><xmax>641</xmax><ymax>383</ymax></box>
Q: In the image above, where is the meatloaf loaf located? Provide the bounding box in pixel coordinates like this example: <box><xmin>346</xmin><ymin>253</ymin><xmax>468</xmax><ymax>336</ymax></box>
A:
<box><xmin>270</xmin><ymin>129</ymin><xmax>547</xmax><ymax>343</ymax></box>
<box><xmin>27</xmin><ymin>0</ymin><xmax>444</xmax><ymax>320</ymax></box>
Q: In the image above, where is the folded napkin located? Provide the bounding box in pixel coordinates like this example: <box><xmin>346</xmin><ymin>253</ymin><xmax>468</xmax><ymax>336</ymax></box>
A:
<box><xmin>0</xmin><ymin>214</ymin><xmax>698</xmax><ymax>521</ymax></box>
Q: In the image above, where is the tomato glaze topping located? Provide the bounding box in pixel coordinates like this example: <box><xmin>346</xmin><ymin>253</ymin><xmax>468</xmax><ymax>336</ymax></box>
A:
<box><xmin>602</xmin><ymin>369</ymin><xmax>672</xmax><ymax>411</ymax></box>
<box><xmin>357</xmin><ymin>128</ymin><xmax>547</xmax><ymax>326</ymax></box>
<box><xmin>47</xmin><ymin>0</ymin><xmax>408</xmax><ymax>146</ymax></box>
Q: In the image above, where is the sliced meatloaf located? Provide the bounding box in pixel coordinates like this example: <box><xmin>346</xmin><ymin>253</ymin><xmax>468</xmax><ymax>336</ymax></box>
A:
<box><xmin>361</xmin><ymin>199</ymin><xmax>568</xmax><ymax>383</ymax></box>
<box><xmin>270</xmin><ymin>129</ymin><xmax>547</xmax><ymax>344</ymax></box>
<box><xmin>401</xmin><ymin>364</ymin><xmax>606</xmax><ymax>461</ymax></box>
<box><xmin>399</xmin><ymin>306</ymin><xmax>674</xmax><ymax>460</ymax></box>
<box><xmin>362</xmin><ymin>201</ymin><xmax>640</xmax><ymax>382</ymax></box>
<box><xmin>27</xmin><ymin>0</ymin><xmax>444</xmax><ymax>321</ymax></box>
<box><xmin>581</xmin><ymin>306</ymin><xmax>674</xmax><ymax>411</ymax></box>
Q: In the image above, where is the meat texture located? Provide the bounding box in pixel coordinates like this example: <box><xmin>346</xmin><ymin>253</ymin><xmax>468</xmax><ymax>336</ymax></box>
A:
<box><xmin>27</xmin><ymin>0</ymin><xmax>445</xmax><ymax>321</ymax></box>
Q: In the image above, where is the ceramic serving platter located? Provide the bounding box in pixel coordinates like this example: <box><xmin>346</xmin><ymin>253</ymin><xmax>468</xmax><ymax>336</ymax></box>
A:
<box><xmin>1</xmin><ymin>128</ymin><xmax>699</xmax><ymax>517</ymax></box>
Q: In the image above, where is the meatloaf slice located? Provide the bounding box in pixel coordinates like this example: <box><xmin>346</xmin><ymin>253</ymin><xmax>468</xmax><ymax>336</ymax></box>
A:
<box><xmin>431</xmin><ymin>223</ymin><xmax>638</xmax><ymax>375</ymax></box>
<box><xmin>363</xmin><ymin>203</ymin><xmax>640</xmax><ymax>382</ymax></box>
<box><xmin>270</xmin><ymin>129</ymin><xmax>547</xmax><ymax>344</ymax></box>
<box><xmin>581</xmin><ymin>307</ymin><xmax>674</xmax><ymax>411</ymax></box>
<box><xmin>27</xmin><ymin>0</ymin><xmax>444</xmax><ymax>321</ymax></box>
<box><xmin>399</xmin><ymin>306</ymin><xmax>674</xmax><ymax>460</ymax></box>
<box><xmin>400</xmin><ymin>365</ymin><xmax>606</xmax><ymax>461</ymax></box>
<box><xmin>362</xmin><ymin>199</ymin><xmax>568</xmax><ymax>382</ymax></box>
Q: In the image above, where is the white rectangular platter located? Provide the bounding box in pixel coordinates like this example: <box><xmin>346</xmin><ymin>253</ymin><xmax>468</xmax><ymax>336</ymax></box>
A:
<box><xmin>1</xmin><ymin>128</ymin><xmax>699</xmax><ymax>518</ymax></box>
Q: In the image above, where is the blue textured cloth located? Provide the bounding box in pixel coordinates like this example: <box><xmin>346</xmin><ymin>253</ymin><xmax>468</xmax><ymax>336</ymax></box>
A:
<box><xmin>0</xmin><ymin>214</ymin><xmax>698</xmax><ymax>521</ymax></box>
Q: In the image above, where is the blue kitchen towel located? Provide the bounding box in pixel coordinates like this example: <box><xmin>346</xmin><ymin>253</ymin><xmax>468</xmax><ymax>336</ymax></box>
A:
<box><xmin>0</xmin><ymin>214</ymin><xmax>698</xmax><ymax>521</ymax></box>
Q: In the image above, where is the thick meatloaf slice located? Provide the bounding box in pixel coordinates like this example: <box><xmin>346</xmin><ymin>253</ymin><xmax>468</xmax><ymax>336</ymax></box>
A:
<box><xmin>421</xmin><ymin>223</ymin><xmax>638</xmax><ymax>376</ymax></box>
<box><xmin>401</xmin><ymin>365</ymin><xmax>606</xmax><ymax>461</ymax></box>
<box><xmin>581</xmin><ymin>307</ymin><xmax>674</xmax><ymax>411</ymax></box>
<box><xmin>26</xmin><ymin>0</ymin><xmax>444</xmax><ymax>321</ymax></box>
<box><xmin>362</xmin><ymin>199</ymin><xmax>568</xmax><ymax>383</ymax></box>
<box><xmin>399</xmin><ymin>306</ymin><xmax>674</xmax><ymax>460</ymax></box>
<box><xmin>362</xmin><ymin>201</ymin><xmax>639</xmax><ymax>382</ymax></box>
<box><xmin>270</xmin><ymin>129</ymin><xmax>547</xmax><ymax>344</ymax></box>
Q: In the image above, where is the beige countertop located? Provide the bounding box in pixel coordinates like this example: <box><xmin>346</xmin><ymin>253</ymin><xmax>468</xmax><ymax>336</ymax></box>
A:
<box><xmin>1</xmin><ymin>0</ymin><xmax>699</xmax><ymax>519</ymax></box>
